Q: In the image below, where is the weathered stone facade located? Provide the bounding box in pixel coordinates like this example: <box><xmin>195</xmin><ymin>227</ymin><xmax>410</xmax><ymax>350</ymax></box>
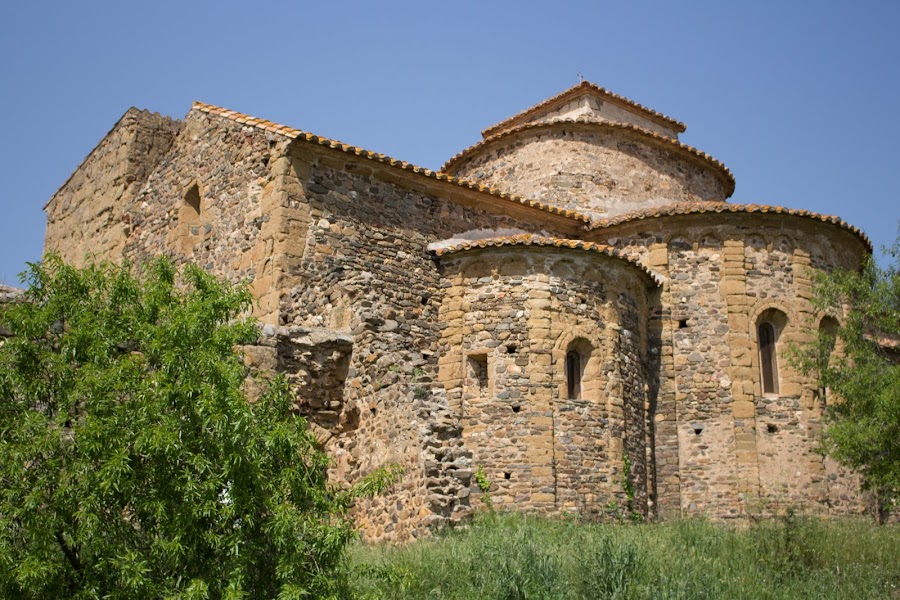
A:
<box><xmin>45</xmin><ymin>109</ymin><xmax>181</xmax><ymax>267</ymax></box>
<box><xmin>435</xmin><ymin>242</ymin><xmax>655</xmax><ymax>516</ymax></box>
<box><xmin>43</xmin><ymin>81</ymin><xmax>874</xmax><ymax>540</ymax></box>
<box><xmin>583</xmin><ymin>209</ymin><xmax>869</xmax><ymax>518</ymax></box>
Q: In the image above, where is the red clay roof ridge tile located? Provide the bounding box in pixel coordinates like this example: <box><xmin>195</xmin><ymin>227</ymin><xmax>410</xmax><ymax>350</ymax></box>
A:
<box><xmin>481</xmin><ymin>81</ymin><xmax>687</xmax><ymax>139</ymax></box>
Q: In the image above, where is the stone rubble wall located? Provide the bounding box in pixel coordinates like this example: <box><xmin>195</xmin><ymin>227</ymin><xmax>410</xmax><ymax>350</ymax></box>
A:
<box><xmin>277</xmin><ymin>146</ymin><xmax>568</xmax><ymax>541</ymax></box>
<box><xmin>0</xmin><ymin>285</ymin><xmax>23</xmax><ymax>340</ymax></box>
<box><xmin>45</xmin><ymin>109</ymin><xmax>182</xmax><ymax>267</ymax></box>
<box><xmin>587</xmin><ymin>213</ymin><xmax>870</xmax><ymax>518</ymax></box>
<box><xmin>437</xmin><ymin>246</ymin><xmax>654</xmax><ymax>518</ymax></box>
<box><xmin>245</xmin><ymin>326</ymin><xmax>356</xmax><ymax>432</ymax></box>
<box><xmin>447</xmin><ymin>124</ymin><xmax>730</xmax><ymax>219</ymax></box>
<box><xmin>0</xmin><ymin>285</ymin><xmax>21</xmax><ymax>304</ymax></box>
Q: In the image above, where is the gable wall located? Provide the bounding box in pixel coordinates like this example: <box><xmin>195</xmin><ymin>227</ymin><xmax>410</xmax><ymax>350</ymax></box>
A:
<box><xmin>45</xmin><ymin>109</ymin><xmax>181</xmax><ymax>267</ymax></box>
<box><xmin>121</xmin><ymin>110</ymin><xmax>291</xmax><ymax>321</ymax></box>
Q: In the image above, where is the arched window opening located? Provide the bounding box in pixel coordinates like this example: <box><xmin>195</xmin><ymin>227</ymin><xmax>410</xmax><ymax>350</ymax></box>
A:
<box><xmin>758</xmin><ymin>321</ymin><xmax>779</xmax><ymax>395</ymax></box>
<box><xmin>756</xmin><ymin>308</ymin><xmax>788</xmax><ymax>397</ymax></box>
<box><xmin>566</xmin><ymin>350</ymin><xmax>582</xmax><ymax>400</ymax></box>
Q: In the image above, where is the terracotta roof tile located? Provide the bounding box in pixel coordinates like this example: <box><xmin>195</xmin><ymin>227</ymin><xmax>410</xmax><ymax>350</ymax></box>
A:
<box><xmin>442</xmin><ymin>117</ymin><xmax>735</xmax><ymax>197</ymax></box>
<box><xmin>481</xmin><ymin>81</ymin><xmax>686</xmax><ymax>138</ymax></box>
<box><xmin>430</xmin><ymin>234</ymin><xmax>660</xmax><ymax>284</ymax></box>
<box><xmin>589</xmin><ymin>202</ymin><xmax>872</xmax><ymax>251</ymax></box>
<box><xmin>192</xmin><ymin>101</ymin><xmax>592</xmax><ymax>226</ymax></box>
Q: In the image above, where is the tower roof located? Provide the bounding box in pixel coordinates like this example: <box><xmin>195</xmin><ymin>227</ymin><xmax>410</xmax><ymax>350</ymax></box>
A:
<box><xmin>481</xmin><ymin>81</ymin><xmax>687</xmax><ymax>139</ymax></box>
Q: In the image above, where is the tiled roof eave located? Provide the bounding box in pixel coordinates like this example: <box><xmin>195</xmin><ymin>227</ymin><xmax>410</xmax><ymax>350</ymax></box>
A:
<box><xmin>430</xmin><ymin>234</ymin><xmax>660</xmax><ymax>285</ymax></box>
<box><xmin>589</xmin><ymin>202</ymin><xmax>872</xmax><ymax>252</ymax></box>
<box><xmin>191</xmin><ymin>101</ymin><xmax>592</xmax><ymax>227</ymax></box>
<box><xmin>441</xmin><ymin>117</ymin><xmax>735</xmax><ymax>197</ymax></box>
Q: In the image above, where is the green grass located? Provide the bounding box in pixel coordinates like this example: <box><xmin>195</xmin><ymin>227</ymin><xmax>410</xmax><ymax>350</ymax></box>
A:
<box><xmin>347</xmin><ymin>513</ymin><xmax>899</xmax><ymax>599</ymax></box>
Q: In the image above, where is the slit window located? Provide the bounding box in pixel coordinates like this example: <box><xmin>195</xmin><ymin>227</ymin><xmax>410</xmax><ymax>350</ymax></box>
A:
<box><xmin>758</xmin><ymin>321</ymin><xmax>779</xmax><ymax>395</ymax></box>
<box><xmin>180</xmin><ymin>182</ymin><xmax>203</xmax><ymax>240</ymax></box>
<box><xmin>818</xmin><ymin>316</ymin><xmax>840</xmax><ymax>403</ymax></box>
<box><xmin>566</xmin><ymin>350</ymin><xmax>583</xmax><ymax>400</ymax></box>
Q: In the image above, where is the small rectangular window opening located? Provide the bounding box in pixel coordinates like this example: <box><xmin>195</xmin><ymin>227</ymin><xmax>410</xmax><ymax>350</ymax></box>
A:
<box><xmin>467</xmin><ymin>354</ymin><xmax>489</xmax><ymax>392</ymax></box>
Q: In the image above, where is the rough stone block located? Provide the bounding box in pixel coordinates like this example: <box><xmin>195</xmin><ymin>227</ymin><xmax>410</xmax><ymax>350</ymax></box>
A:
<box><xmin>733</xmin><ymin>400</ymin><xmax>755</xmax><ymax>418</ymax></box>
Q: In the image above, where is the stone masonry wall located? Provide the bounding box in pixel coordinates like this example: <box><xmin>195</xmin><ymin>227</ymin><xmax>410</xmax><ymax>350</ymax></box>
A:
<box><xmin>587</xmin><ymin>213</ymin><xmax>870</xmax><ymax>518</ymax></box>
<box><xmin>447</xmin><ymin>124</ymin><xmax>730</xmax><ymax>219</ymax></box>
<box><xmin>42</xmin><ymin>96</ymin><xmax>879</xmax><ymax>539</ymax></box>
<box><xmin>277</xmin><ymin>146</ymin><xmax>571</xmax><ymax>541</ymax></box>
<box><xmin>437</xmin><ymin>246</ymin><xmax>654</xmax><ymax>518</ymax></box>
<box><xmin>45</xmin><ymin>109</ymin><xmax>181</xmax><ymax>267</ymax></box>
<box><xmin>121</xmin><ymin>110</ymin><xmax>290</xmax><ymax>321</ymax></box>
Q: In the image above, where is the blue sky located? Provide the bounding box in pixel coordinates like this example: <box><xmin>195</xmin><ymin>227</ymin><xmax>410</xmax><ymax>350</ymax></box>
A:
<box><xmin>1</xmin><ymin>1</ymin><xmax>898</xmax><ymax>284</ymax></box>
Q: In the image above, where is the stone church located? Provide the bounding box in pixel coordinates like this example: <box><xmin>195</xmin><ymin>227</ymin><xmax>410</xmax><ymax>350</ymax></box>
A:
<box><xmin>44</xmin><ymin>81</ymin><xmax>871</xmax><ymax>540</ymax></box>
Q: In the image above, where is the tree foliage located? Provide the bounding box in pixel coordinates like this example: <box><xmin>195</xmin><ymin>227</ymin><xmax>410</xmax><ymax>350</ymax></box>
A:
<box><xmin>790</xmin><ymin>235</ymin><xmax>900</xmax><ymax>509</ymax></box>
<box><xmin>0</xmin><ymin>256</ymin><xmax>397</xmax><ymax>599</ymax></box>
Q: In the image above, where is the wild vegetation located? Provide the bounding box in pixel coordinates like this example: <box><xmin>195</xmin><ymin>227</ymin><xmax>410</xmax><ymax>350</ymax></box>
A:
<box><xmin>2</xmin><ymin>239</ymin><xmax>897</xmax><ymax>598</ymax></box>
<box><xmin>789</xmin><ymin>232</ymin><xmax>900</xmax><ymax>513</ymax></box>
<box><xmin>349</xmin><ymin>513</ymin><xmax>899</xmax><ymax>600</ymax></box>
<box><xmin>0</xmin><ymin>257</ymin><xmax>398</xmax><ymax>599</ymax></box>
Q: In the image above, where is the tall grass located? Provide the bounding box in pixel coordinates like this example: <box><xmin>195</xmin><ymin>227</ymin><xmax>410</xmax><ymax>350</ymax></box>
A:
<box><xmin>348</xmin><ymin>513</ymin><xmax>899</xmax><ymax>599</ymax></box>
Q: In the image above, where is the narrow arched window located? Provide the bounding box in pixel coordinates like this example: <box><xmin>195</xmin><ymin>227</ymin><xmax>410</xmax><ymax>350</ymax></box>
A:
<box><xmin>758</xmin><ymin>321</ymin><xmax>779</xmax><ymax>395</ymax></box>
<box><xmin>566</xmin><ymin>350</ymin><xmax>582</xmax><ymax>400</ymax></box>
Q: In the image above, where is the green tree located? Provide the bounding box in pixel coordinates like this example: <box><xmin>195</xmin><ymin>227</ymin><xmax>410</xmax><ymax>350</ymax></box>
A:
<box><xmin>791</xmin><ymin>235</ymin><xmax>899</xmax><ymax>514</ymax></box>
<box><xmin>0</xmin><ymin>256</ymin><xmax>398</xmax><ymax>599</ymax></box>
